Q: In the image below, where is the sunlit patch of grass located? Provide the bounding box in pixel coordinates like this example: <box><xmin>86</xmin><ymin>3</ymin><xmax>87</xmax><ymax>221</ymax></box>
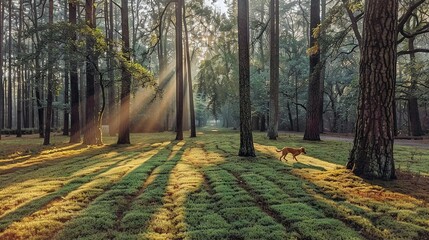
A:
<box><xmin>143</xmin><ymin>147</ymin><xmax>205</xmax><ymax>239</ymax></box>
<box><xmin>0</xmin><ymin>143</ymin><xmax>170</xmax><ymax>239</ymax></box>
<box><xmin>294</xmin><ymin>168</ymin><xmax>429</xmax><ymax>239</ymax></box>
<box><xmin>57</xmin><ymin>142</ymin><xmax>177</xmax><ymax>239</ymax></box>
<box><xmin>1</xmin><ymin>129</ymin><xmax>428</xmax><ymax>239</ymax></box>
<box><xmin>0</xmin><ymin>150</ymin><xmax>134</xmax><ymax>227</ymax></box>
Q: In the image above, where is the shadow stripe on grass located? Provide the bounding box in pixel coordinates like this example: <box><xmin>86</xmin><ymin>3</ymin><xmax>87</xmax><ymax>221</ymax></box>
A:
<box><xmin>0</xmin><ymin>151</ymin><xmax>143</xmax><ymax>232</ymax></box>
<box><xmin>0</xmin><ymin>147</ymin><xmax>125</xmax><ymax>187</ymax></box>
<box><xmin>0</xmin><ymin>151</ymin><xmax>128</xmax><ymax>218</ymax></box>
<box><xmin>55</xmin><ymin>142</ymin><xmax>186</xmax><ymax>239</ymax></box>
<box><xmin>0</xmin><ymin>143</ymin><xmax>172</xmax><ymax>239</ymax></box>
<box><xmin>220</xmin><ymin>157</ymin><xmax>364</xmax><ymax>240</ymax></box>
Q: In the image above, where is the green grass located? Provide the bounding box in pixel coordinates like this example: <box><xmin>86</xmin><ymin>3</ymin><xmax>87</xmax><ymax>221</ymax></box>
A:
<box><xmin>0</xmin><ymin>129</ymin><xmax>429</xmax><ymax>239</ymax></box>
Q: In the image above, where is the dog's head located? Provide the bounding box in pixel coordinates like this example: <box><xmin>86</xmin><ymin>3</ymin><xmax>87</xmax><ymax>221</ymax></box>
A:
<box><xmin>300</xmin><ymin>147</ymin><xmax>306</xmax><ymax>154</ymax></box>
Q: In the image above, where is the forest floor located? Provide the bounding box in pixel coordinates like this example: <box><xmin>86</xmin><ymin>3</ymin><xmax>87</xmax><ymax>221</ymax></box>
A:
<box><xmin>0</xmin><ymin>129</ymin><xmax>428</xmax><ymax>239</ymax></box>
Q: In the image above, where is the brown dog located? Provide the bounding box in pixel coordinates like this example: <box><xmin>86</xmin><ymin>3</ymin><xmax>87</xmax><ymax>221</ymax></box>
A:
<box><xmin>276</xmin><ymin>147</ymin><xmax>306</xmax><ymax>161</ymax></box>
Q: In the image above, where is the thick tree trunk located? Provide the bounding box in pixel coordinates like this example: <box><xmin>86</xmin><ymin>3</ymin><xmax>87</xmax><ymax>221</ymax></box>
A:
<box><xmin>117</xmin><ymin>0</ymin><xmax>131</xmax><ymax>144</ymax></box>
<box><xmin>347</xmin><ymin>0</ymin><xmax>398</xmax><ymax>180</ymax></box>
<box><xmin>238</xmin><ymin>0</ymin><xmax>255</xmax><ymax>157</ymax></box>
<box><xmin>304</xmin><ymin>0</ymin><xmax>321</xmax><ymax>141</ymax></box>
<box><xmin>83</xmin><ymin>0</ymin><xmax>97</xmax><ymax>145</ymax></box>
<box><xmin>0</xmin><ymin>0</ymin><xmax>3</xmax><ymax>139</ymax></box>
<box><xmin>267</xmin><ymin>0</ymin><xmax>279</xmax><ymax>140</ymax></box>
<box><xmin>69</xmin><ymin>2</ymin><xmax>81</xmax><ymax>143</ymax></box>
<box><xmin>175</xmin><ymin>0</ymin><xmax>184</xmax><ymax>140</ymax></box>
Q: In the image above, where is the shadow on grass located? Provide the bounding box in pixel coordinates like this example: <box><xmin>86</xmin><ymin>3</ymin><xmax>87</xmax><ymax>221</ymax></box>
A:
<box><xmin>0</xmin><ymin>144</ymin><xmax>148</xmax><ymax>188</ymax></box>
<box><xmin>0</xmin><ymin>150</ymin><xmax>145</xmax><ymax>232</ymax></box>
<box><xmin>56</xmin><ymin>141</ymin><xmax>186</xmax><ymax>239</ymax></box>
<box><xmin>366</xmin><ymin>170</ymin><xmax>429</xmax><ymax>204</ymax></box>
<box><xmin>292</xmin><ymin>162</ymin><xmax>327</xmax><ymax>171</ymax></box>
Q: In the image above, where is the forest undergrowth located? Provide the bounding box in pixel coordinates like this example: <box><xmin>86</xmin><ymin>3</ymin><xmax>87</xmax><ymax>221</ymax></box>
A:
<box><xmin>0</xmin><ymin>129</ymin><xmax>428</xmax><ymax>239</ymax></box>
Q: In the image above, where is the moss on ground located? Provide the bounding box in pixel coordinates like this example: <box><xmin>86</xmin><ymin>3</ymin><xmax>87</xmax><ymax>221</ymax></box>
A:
<box><xmin>0</xmin><ymin>129</ymin><xmax>428</xmax><ymax>239</ymax></box>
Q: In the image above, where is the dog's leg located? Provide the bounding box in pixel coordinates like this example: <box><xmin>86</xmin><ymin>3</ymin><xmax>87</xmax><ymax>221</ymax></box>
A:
<box><xmin>293</xmin><ymin>155</ymin><xmax>298</xmax><ymax>161</ymax></box>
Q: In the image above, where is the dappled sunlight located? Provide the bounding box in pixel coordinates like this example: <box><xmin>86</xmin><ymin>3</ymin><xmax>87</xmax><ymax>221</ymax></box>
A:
<box><xmin>293</xmin><ymin>168</ymin><xmax>429</xmax><ymax>239</ymax></box>
<box><xmin>142</xmin><ymin>138</ymin><xmax>227</xmax><ymax>239</ymax></box>
<box><xmin>182</xmin><ymin>141</ymin><xmax>226</xmax><ymax>167</ymax></box>
<box><xmin>0</xmin><ymin>143</ymin><xmax>97</xmax><ymax>173</ymax></box>
<box><xmin>143</xmin><ymin>161</ymin><xmax>204</xmax><ymax>239</ymax></box>
<box><xmin>294</xmin><ymin>168</ymin><xmax>426</xmax><ymax>206</ymax></box>
<box><xmin>1</xmin><ymin>130</ymin><xmax>428</xmax><ymax>239</ymax></box>
<box><xmin>0</xmin><ymin>178</ymin><xmax>64</xmax><ymax>218</ymax></box>
<box><xmin>0</xmin><ymin>142</ymin><xmax>171</xmax><ymax>239</ymax></box>
<box><xmin>254</xmin><ymin>143</ymin><xmax>341</xmax><ymax>171</ymax></box>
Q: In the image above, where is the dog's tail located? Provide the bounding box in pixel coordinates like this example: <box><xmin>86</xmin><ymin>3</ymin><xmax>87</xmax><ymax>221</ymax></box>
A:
<box><xmin>275</xmin><ymin>149</ymin><xmax>282</xmax><ymax>152</ymax></box>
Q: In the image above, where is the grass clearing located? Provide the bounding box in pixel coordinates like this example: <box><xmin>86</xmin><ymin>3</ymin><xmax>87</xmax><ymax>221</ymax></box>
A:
<box><xmin>0</xmin><ymin>129</ymin><xmax>428</xmax><ymax>239</ymax></box>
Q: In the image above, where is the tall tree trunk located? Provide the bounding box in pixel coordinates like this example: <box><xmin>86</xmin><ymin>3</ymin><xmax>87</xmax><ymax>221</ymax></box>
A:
<box><xmin>175</xmin><ymin>0</ymin><xmax>184</xmax><ymax>140</ymax></box>
<box><xmin>117</xmin><ymin>0</ymin><xmax>131</xmax><ymax>144</ymax></box>
<box><xmin>7</xmin><ymin>0</ymin><xmax>12</xmax><ymax>129</ymax></box>
<box><xmin>238</xmin><ymin>0</ymin><xmax>255</xmax><ymax>157</ymax></box>
<box><xmin>83</xmin><ymin>0</ymin><xmax>97</xmax><ymax>145</ymax></box>
<box><xmin>319</xmin><ymin>0</ymin><xmax>326</xmax><ymax>133</ymax></box>
<box><xmin>63</xmin><ymin>64</ymin><xmax>69</xmax><ymax>135</ymax></box>
<box><xmin>69</xmin><ymin>1</ymin><xmax>81</xmax><ymax>143</ymax></box>
<box><xmin>108</xmin><ymin>0</ymin><xmax>116</xmax><ymax>136</ymax></box>
<box><xmin>183</xmin><ymin>2</ymin><xmax>196</xmax><ymax>138</ymax></box>
<box><xmin>62</xmin><ymin>0</ymin><xmax>69</xmax><ymax>136</ymax></box>
<box><xmin>267</xmin><ymin>0</ymin><xmax>279</xmax><ymax>140</ymax></box>
<box><xmin>44</xmin><ymin>0</ymin><xmax>54</xmax><ymax>145</ymax></box>
<box><xmin>16</xmin><ymin>0</ymin><xmax>23</xmax><ymax>137</ymax></box>
<box><xmin>304</xmin><ymin>0</ymin><xmax>321</xmax><ymax>141</ymax></box>
<box><xmin>0</xmin><ymin>0</ymin><xmax>3</xmax><ymax>139</ymax></box>
<box><xmin>347</xmin><ymin>0</ymin><xmax>398</xmax><ymax>180</ymax></box>
<box><xmin>407</xmin><ymin>37</ymin><xmax>423</xmax><ymax>136</ymax></box>
<box><xmin>32</xmin><ymin>0</ymin><xmax>44</xmax><ymax>138</ymax></box>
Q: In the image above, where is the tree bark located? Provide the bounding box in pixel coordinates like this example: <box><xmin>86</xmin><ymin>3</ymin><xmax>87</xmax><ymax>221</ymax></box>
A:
<box><xmin>267</xmin><ymin>0</ymin><xmax>279</xmax><ymax>140</ymax></box>
<box><xmin>83</xmin><ymin>0</ymin><xmax>97</xmax><ymax>145</ymax></box>
<box><xmin>175</xmin><ymin>0</ymin><xmax>184</xmax><ymax>140</ymax></box>
<box><xmin>304</xmin><ymin>0</ymin><xmax>321</xmax><ymax>141</ymax></box>
<box><xmin>0</xmin><ymin>0</ymin><xmax>3</xmax><ymax>139</ymax></box>
<box><xmin>238</xmin><ymin>0</ymin><xmax>255</xmax><ymax>157</ymax></box>
<box><xmin>117</xmin><ymin>0</ymin><xmax>131</xmax><ymax>144</ymax></box>
<box><xmin>16</xmin><ymin>0</ymin><xmax>23</xmax><ymax>137</ymax></box>
<box><xmin>7</xmin><ymin>0</ymin><xmax>12</xmax><ymax>129</ymax></box>
<box><xmin>347</xmin><ymin>0</ymin><xmax>398</xmax><ymax>180</ymax></box>
<box><xmin>43</xmin><ymin>0</ymin><xmax>54</xmax><ymax>145</ymax></box>
<box><xmin>108</xmin><ymin>0</ymin><xmax>116</xmax><ymax>136</ymax></box>
<box><xmin>183</xmin><ymin>2</ymin><xmax>196</xmax><ymax>138</ymax></box>
<box><xmin>69</xmin><ymin>1</ymin><xmax>81</xmax><ymax>143</ymax></box>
